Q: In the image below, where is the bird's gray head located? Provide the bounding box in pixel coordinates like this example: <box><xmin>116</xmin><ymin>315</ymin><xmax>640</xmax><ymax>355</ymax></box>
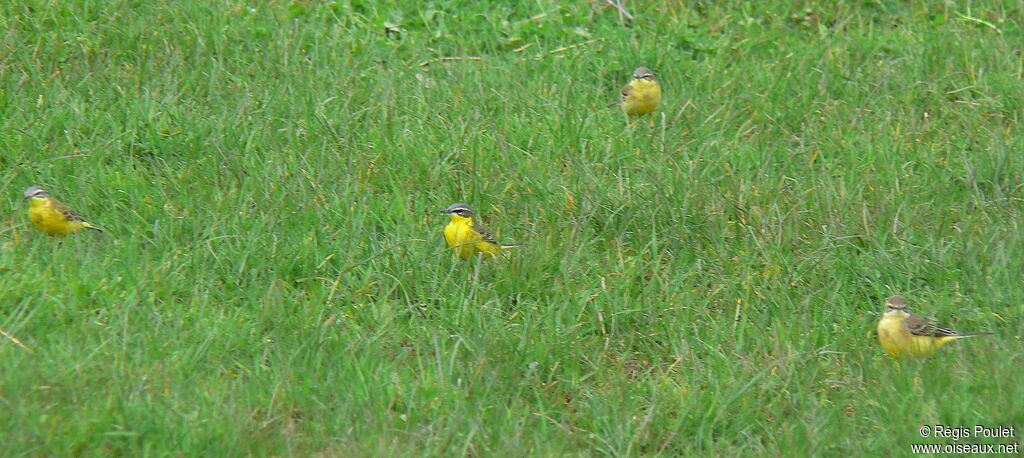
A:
<box><xmin>442</xmin><ymin>203</ymin><xmax>474</xmax><ymax>218</ymax></box>
<box><xmin>885</xmin><ymin>295</ymin><xmax>908</xmax><ymax>312</ymax></box>
<box><xmin>23</xmin><ymin>186</ymin><xmax>48</xmax><ymax>200</ymax></box>
<box><xmin>632</xmin><ymin>67</ymin><xmax>656</xmax><ymax>81</ymax></box>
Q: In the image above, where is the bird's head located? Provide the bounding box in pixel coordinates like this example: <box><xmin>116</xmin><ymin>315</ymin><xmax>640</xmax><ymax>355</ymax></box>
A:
<box><xmin>23</xmin><ymin>186</ymin><xmax>49</xmax><ymax>200</ymax></box>
<box><xmin>441</xmin><ymin>203</ymin><xmax>474</xmax><ymax>221</ymax></box>
<box><xmin>884</xmin><ymin>295</ymin><xmax>910</xmax><ymax>318</ymax></box>
<box><xmin>632</xmin><ymin>67</ymin><xmax>656</xmax><ymax>81</ymax></box>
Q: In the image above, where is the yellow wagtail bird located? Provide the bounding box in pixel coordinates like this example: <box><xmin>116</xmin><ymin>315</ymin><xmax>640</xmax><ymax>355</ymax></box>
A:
<box><xmin>621</xmin><ymin>66</ymin><xmax>661</xmax><ymax>122</ymax></box>
<box><xmin>441</xmin><ymin>203</ymin><xmax>518</xmax><ymax>260</ymax></box>
<box><xmin>876</xmin><ymin>295</ymin><xmax>991</xmax><ymax>359</ymax></box>
<box><xmin>23</xmin><ymin>185</ymin><xmax>103</xmax><ymax>236</ymax></box>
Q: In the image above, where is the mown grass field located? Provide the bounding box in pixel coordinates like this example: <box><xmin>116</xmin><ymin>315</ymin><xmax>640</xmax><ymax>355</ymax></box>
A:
<box><xmin>2</xmin><ymin>1</ymin><xmax>1023</xmax><ymax>455</ymax></box>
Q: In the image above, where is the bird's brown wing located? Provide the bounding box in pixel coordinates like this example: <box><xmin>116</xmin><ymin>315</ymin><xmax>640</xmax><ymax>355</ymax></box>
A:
<box><xmin>620</xmin><ymin>82</ymin><xmax>633</xmax><ymax>103</ymax></box>
<box><xmin>472</xmin><ymin>221</ymin><xmax>498</xmax><ymax>244</ymax></box>
<box><xmin>905</xmin><ymin>313</ymin><xmax>959</xmax><ymax>337</ymax></box>
<box><xmin>52</xmin><ymin>199</ymin><xmax>87</xmax><ymax>222</ymax></box>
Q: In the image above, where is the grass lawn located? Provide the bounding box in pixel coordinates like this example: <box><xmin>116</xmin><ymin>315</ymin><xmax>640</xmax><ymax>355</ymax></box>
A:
<box><xmin>1</xmin><ymin>0</ymin><xmax>1022</xmax><ymax>455</ymax></box>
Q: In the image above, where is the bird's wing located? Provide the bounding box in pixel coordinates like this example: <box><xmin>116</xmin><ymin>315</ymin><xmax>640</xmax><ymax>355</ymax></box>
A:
<box><xmin>472</xmin><ymin>221</ymin><xmax>498</xmax><ymax>244</ymax></box>
<box><xmin>905</xmin><ymin>313</ymin><xmax>959</xmax><ymax>337</ymax></box>
<box><xmin>51</xmin><ymin>199</ymin><xmax>88</xmax><ymax>222</ymax></box>
<box><xmin>620</xmin><ymin>82</ymin><xmax>633</xmax><ymax>102</ymax></box>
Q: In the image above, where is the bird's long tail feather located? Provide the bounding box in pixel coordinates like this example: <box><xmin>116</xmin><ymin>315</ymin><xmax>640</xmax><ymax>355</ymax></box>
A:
<box><xmin>953</xmin><ymin>332</ymin><xmax>993</xmax><ymax>338</ymax></box>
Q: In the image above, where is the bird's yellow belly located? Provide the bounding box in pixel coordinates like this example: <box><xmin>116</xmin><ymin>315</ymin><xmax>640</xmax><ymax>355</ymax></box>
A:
<box><xmin>877</xmin><ymin>317</ymin><xmax>939</xmax><ymax>358</ymax></box>
<box><xmin>623</xmin><ymin>81</ymin><xmax>661</xmax><ymax>116</ymax></box>
<box><xmin>444</xmin><ymin>221</ymin><xmax>502</xmax><ymax>260</ymax></box>
<box><xmin>29</xmin><ymin>205</ymin><xmax>81</xmax><ymax>236</ymax></box>
<box><xmin>444</xmin><ymin>222</ymin><xmax>480</xmax><ymax>260</ymax></box>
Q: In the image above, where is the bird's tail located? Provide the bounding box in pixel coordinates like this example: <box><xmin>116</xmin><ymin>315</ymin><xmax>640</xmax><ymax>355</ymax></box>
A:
<box><xmin>84</xmin><ymin>223</ymin><xmax>104</xmax><ymax>233</ymax></box>
<box><xmin>953</xmin><ymin>332</ymin><xmax>993</xmax><ymax>338</ymax></box>
<box><xmin>500</xmin><ymin>243</ymin><xmax>520</xmax><ymax>248</ymax></box>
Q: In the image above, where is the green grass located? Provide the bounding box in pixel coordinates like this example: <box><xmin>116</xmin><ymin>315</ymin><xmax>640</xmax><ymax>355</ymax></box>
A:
<box><xmin>2</xmin><ymin>0</ymin><xmax>1023</xmax><ymax>455</ymax></box>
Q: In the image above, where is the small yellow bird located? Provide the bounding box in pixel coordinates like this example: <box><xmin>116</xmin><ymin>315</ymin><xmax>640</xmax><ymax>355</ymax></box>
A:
<box><xmin>876</xmin><ymin>295</ymin><xmax>991</xmax><ymax>359</ymax></box>
<box><xmin>621</xmin><ymin>66</ymin><xmax>662</xmax><ymax>121</ymax></box>
<box><xmin>441</xmin><ymin>203</ymin><xmax>517</xmax><ymax>260</ymax></box>
<box><xmin>23</xmin><ymin>185</ymin><xmax>103</xmax><ymax>236</ymax></box>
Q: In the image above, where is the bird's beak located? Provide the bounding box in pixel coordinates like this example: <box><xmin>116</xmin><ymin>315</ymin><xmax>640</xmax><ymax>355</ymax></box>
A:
<box><xmin>440</xmin><ymin>209</ymin><xmax>451</xmax><ymax>214</ymax></box>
